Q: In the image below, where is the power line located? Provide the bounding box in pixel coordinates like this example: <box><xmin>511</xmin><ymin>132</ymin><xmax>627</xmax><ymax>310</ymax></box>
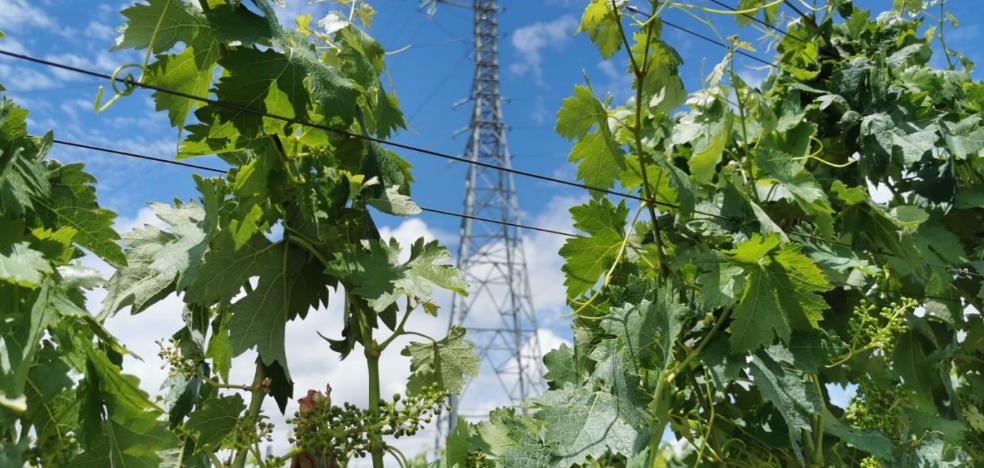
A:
<box><xmin>49</xmin><ymin>136</ymin><xmax>982</xmax><ymax>282</ymax></box>
<box><xmin>49</xmin><ymin>138</ymin><xmax>577</xmax><ymax>238</ymax></box>
<box><xmin>0</xmin><ymin>48</ymin><xmax>726</xmax><ymax>221</ymax></box>
<box><xmin>420</xmin><ymin>206</ymin><xmax>573</xmax><ymax>237</ymax></box>
<box><xmin>49</xmin><ymin>138</ymin><xmax>983</xmax><ymax>297</ymax></box>
<box><xmin>705</xmin><ymin>0</ymin><xmax>808</xmax><ymax>44</ymax></box>
<box><xmin>52</xmin><ymin>139</ymin><xmax>226</xmax><ymax>174</ymax></box>
<box><xmin>7</xmin><ymin>35</ymin><xmax>978</xmax><ymax>281</ymax></box>
<box><xmin>663</xmin><ymin>17</ymin><xmax>777</xmax><ymax>68</ymax></box>
<box><xmin>624</xmin><ymin>5</ymin><xmax>777</xmax><ymax>68</ymax></box>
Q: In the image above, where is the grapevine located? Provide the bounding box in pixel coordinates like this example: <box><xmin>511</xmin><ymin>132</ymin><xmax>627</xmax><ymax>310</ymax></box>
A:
<box><xmin>2</xmin><ymin>0</ymin><xmax>983</xmax><ymax>467</ymax></box>
<box><xmin>437</xmin><ymin>0</ymin><xmax>984</xmax><ymax>466</ymax></box>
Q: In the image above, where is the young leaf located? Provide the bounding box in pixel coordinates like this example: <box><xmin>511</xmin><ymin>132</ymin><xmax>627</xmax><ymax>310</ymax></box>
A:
<box><xmin>559</xmin><ymin>198</ymin><xmax>628</xmax><ymax>298</ymax></box>
<box><xmin>102</xmin><ymin>202</ymin><xmax>207</xmax><ymax>316</ymax></box>
<box><xmin>327</xmin><ymin>238</ymin><xmax>465</xmax><ymax>312</ymax></box>
<box><xmin>402</xmin><ymin>326</ymin><xmax>479</xmax><ymax>396</ymax></box>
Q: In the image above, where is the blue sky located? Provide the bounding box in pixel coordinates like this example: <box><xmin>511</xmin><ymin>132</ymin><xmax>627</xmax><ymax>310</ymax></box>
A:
<box><xmin>1</xmin><ymin>0</ymin><xmax>982</xmax><ymax>460</ymax></box>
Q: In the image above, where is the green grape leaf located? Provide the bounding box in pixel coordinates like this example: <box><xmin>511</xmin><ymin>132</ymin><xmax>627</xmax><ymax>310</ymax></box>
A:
<box><xmin>366</xmin><ymin>185</ymin><xmax>421</xmax><ymax>216</ymax></box>
<box><xmin>144</xmin><ymin>45</ymin><xmax>220</xmax><ymax>128</ymax></box>
<box><xmin>77</xmin><ymin>340</ymin><xmax>178</xmax><ymax>467</ymax></box>
<box><xmin>822</xmin><ymin>407</ymin><xmax>894</xmax><ymax>461</ymax></box>
<box><xmin>678</xmin><ymin>111</ymin><xmax>733</xmax><ymax>185</ymax></box>
<box><xmin>475</xmin><ymin>408</ymin><xmax>551</xmax><ymax>467</ymax></box>
<box><xmin>160</xmin><ymin>372</ymin><xmax>201</xmax><ymax>429</ymax></box>
<box><xmin>102</xmin><ymin>201</ymin><xmax>206</xmax><ymax>316</ymax></box>
<box><xmin>728</xmin><ymin>236</ymin><xmax>831</xmax><ymax>352</ymax></box>
<box><xmin>943</xmin><ymin>115</ymin><xmax>984</xmax><ymax>159</ymax></box>
<box><xmin>373</xmin><ymin>86</ymin><xmax>406</xmax><ymax>139</ymax></box>
<box><xmin>207</xmin><ymin>312</ymin><xmax>232</xmax><ymax>384</ymax></box>
<box><xmin>184</xmin><ymin>394</ymin><xmax>245</xmax><ymax>450</ymax></box>
<box><xmin>748</xmin><ymin>354</ymin><xmax>821</xmax><ymax>465</ymax></box>
<box><xmin>402</xmin><ymin>326</ymin><xmax>479</xmax><ymax>396</ymax></box>
<box><xmin>556</xmin><ymin>85</ymin><xmax>608</xmax><ymax>140</ymax></box>
<box><xmin>578</xmin><ymin>0</ymin><xmax>622</xmax><ymax>59</ymax></box>
<box><xmin>0</xmin><ymin>242</ymin><xmax>51</xmax><ymax>288</ymax></box>
<box><xmin>228</xmin><ymin>243</ymin><xmax>323</xmax><ymax>370</ymax></box>
<box><xmin>213</xmin><ymin>48</ymin><xmax>310</xmax><ymax>137</ymax></box>
<box><xmin>114</xmin><ymin>0</ymin><xmax>208</xmax><ymax>53</ymax></box>
<box><xmin>560</xmin><ymin>198</ymin><xmax>628</xmax><ymax>298</ymax></box>
<box><xmin>755</xmin><ymin>147</ymin><xmax>834</xmax><ymax>236</ymax></box>
<box><xmin>183</xmin><ymin>231</ymin><xmax>279</xmax><ymax>307</ymax></box>
<box><xmin>601</xmin><ymin>286</ymin><xmax>685</xmax><ymax>371</ymax></box>
<box><xmin>0</xmin><ymin>102</ymin><xmax>50</xmax><ymax>218</ymax></box>
<box><xmin>911</xmin><ymin>435</ymin><xmax>970</xmax><ymax>467</ymax></box>
<box><xmin>36</xmin><ymin>163</ymin><xmax>124</xmax><ymax>265</ymax></box>
<box><xmin>543</xmin><ymin>344</ymin><xmax>579</xmax><ymax>388</ymax></box>
<box><xmin>203</xmin><ymin>1</ymin><xmax>273</xmax><ymax>46</ymax></box>
<box><xmin>24</xmin><ymin>348</ymin><xmax>76</xmax><ymax>450</ymax></box>
<box><xmin>445</xmin><ymin>417</ymin><xmax>477</xmax><ymax>467</ymax></box>
<box><xmin>327</xmin><ymin>238</ymin><xmax>465</xmax><ymax>312</ymax></box>
<box><xmin>557</xmin><ymin>85</ymin><xmax>625</xmax><ymax>189</ymax></box>
<box><xmin>0</xmin><ymin>283</ymin><xmax>58</xmax><ymax>400</ymax></box>
<box><xmin>533</xmin><ymin>384</ymin><xmax>640</xmax><ymax>466</ymax></box>
<box><xmin>696</xmin><ymin>252</ymin><xmax>745</xmax><ymax>310</ymax></box>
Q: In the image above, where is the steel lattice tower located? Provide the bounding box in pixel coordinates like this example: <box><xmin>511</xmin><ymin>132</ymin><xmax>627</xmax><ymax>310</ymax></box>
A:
<box><xmin>437</xmin><ymin>0</ymin><xmax>544</xmax><ymax>440</ymax></box>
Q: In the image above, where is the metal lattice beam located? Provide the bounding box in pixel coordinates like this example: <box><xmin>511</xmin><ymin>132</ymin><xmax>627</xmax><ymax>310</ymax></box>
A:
<box><xmin>435</xmin><ymin>0</ymin><xmax>544</xmax><ymax>445</ymax></box>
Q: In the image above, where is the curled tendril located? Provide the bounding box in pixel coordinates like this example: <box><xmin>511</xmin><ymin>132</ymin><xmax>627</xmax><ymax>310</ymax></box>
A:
<box><xmin>719</xmin><ymin>437</ymin><xmax>748</xmax><ymax>457</ymax></box>
<box><xmin>792</xmin><ymin>136</ymin><xmax>857</xmax><ymax>168</ymax></box>
<box><xmin>93</xmin><ymin>63</ymin><xmax>143</xmax><ymax>113</ymax></box>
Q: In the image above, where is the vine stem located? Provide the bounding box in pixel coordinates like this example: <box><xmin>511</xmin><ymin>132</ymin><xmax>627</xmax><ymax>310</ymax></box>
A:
<box><xmin>366</xmin><ymin>343</ymin><xmax>385</xmax><ymax>468</ymax></box>
<box><xmin>729</xmin><ymin>54</ymin><xmax>760</xmax><ymax>203</ymax></box>
<box><xmin>937</xmin><ymin>0</ymin><xmax>955</xmax><ymax>69</ymax></box>
<box><xmin>268</xmin><ymin>446</ymin><xmax>305</xmax><ymax>466</ymax></box>
<box><xmin>568</xmin><ymin>205</ymin><xmax>646</xmax><ymax>319</ymax></box>
<box><xmin>285</xmin><ymin>230</ymin><xmax>331</xmax><ymax>268</ymax></box>
<box><xmin>665</xmin><ymin>307</ymin><xmax>732</xmax><ymax>383</ymax></box>
<box><xmin>808</xmin><ymin>375</ymin><xmax>826</xmax><ymax>467</ymax></box>
<box><xmin>612</xmin><ymin>0</ymin><xmax>669</xmax><ymax>278</ymax></box>
<box><xmin>378</xmin><ymin>305</ymin><xmax>416</xmax><ymax>351</ymax></box>
<box><xmin>401</xmin><ymin>330</ymin><xmax>439</xmax><ymax>345</ymax></box>
<box><xmin>231</xmin><ymin>362</ymin><xmax>267</xmax><ymax>468</ymax></box>
<box><xmin>207</xmin><ymin>450</ymin><xmax>225</xmax><ymax>467</ymax></box>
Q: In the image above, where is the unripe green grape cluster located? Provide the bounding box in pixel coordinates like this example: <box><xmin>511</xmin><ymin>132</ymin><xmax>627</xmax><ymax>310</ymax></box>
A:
<box><xmin>859</xmin><ymin>455</ymin><xmax>883</xmax><ymax>468</ymax></box>
<box><xmin>228</xmin><ymin>413</ymin><xmax>275</xmax><ymax>452</ymax></box>
<box><xmin>847</xmin><ymin>298</ymin><xmax>914</xmax><ymax>355</ymax></box>
<box><xmin>381</xmin><ymin>385</ymin><xmax>450</xmax><ymax>437</ymax></box>
<box><xmin>156</xmin><ymin>337</ymin><xmax>201</xmax><ymax>377</ymax></box>
<box><xmin>25</xmin><ymin>432</ymin><xmax>79</xmax><ymax>466</ymax></box>
<box><xmin>289</xmin><ymin>384</ymin><xmax>450</xmax><ymax>462</ymax></box>
<box><xmin>845</xmin><ymin>381</ymin><xmax>908</xmax><ymax>436</ymax></box>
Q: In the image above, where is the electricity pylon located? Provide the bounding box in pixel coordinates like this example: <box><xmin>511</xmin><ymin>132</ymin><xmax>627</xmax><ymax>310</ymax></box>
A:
<box><xmin>431</xmin><ymin>0</ymin><xmax>545</xmax><ymax>444</ymax></box>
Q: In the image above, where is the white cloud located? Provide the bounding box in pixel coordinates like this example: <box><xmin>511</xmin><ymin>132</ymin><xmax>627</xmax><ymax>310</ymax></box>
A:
<box><xmin>596</xmin><ymin>59</ymin><xmax>633</xmax><ymax>103</ymax></box>
<box><xmin>0</xmin><ymin>0</ymin><xmax>55</xmax><ymax>32</ymax></box>
<box><xmin>509</xmin><ymin>14</ymin><xmax>578</xmax><ymax>86</ymax></box>
<box><xmin>0</xmin><ymin>63</ymin><xmax>59</xmax><ymax>92</ymax></box>
<box><xmin>85</xmin><ymin>21</ymin><xmax>117</xmax><ymax>41</ymax></box>
<box><xmin>0</xmin><ymin>36</ymin><xmax>28</xmax><ymax>54</ymax></box>
<box><xmin>737</xmin><ymin>67</ymin><xmax>768</xmax><ymax>88</ymax></box>
<box><xmin>45</xmin><ymin>52</ymin><xmax>118</xmax><ymax>81</ymax></box>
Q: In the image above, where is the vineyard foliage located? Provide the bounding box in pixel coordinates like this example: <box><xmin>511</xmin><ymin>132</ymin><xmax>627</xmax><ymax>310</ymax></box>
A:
<box><xmin>0</xmin><ymin>78</ymin><xmax>154</xmax><ymax>466</ymax></box>
<box><xmin>442</xmin><ymin>1</ymin><xmax>984</xmax><ymax>467</ymax></box>
<box><xmin>1</xmin><ymin>0</ymin><xmax>983</xmax><ymax>467</ymax></box>
<box><xmin>2</xmin><ymin>1</ymin><xmax>479</xmax><ymax>466</ymax></box>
